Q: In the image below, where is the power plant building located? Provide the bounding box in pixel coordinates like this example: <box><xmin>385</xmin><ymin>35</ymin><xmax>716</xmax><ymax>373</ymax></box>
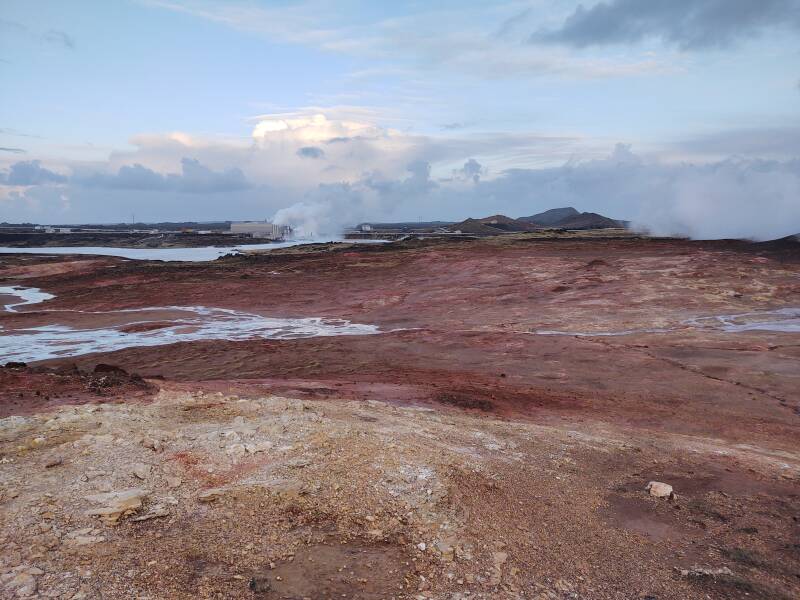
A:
<box><xmin>229</xmin><ymin>222</ymin><xmax>289</xmax><ymax>240</ymax></box>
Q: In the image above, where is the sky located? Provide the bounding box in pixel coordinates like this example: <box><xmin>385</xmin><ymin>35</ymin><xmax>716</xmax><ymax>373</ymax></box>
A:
<box><xmin>1</xmin><ymin>0</ymin><xmax>799</xmax><ymax>239</ymax></box>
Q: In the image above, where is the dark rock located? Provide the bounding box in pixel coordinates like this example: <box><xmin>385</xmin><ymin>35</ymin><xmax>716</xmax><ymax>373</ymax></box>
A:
<box><xmin>249</xmin><ymin>575</ymin><xmax>271</xmax><ymax>593</ymax></box>
<box><xmin>93</xmin><ymin>364</ymin><xmax>129</xmax><ymax>375</ymax></box>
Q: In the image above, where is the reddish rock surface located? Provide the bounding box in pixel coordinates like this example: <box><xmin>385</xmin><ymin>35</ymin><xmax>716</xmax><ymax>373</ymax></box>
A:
<box><xmin>1</xmin><ymin>235</ymin><xmax>799</xmax><ymax>599</ymax></box>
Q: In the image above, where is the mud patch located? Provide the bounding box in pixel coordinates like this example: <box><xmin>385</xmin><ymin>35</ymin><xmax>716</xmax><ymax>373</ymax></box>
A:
<box><xmin>251</xmin><ymin>541</ymin><xmax>408</xmax><ymax>598</ymax></box>
<box><xmin>434</xmin><ymin>390</ymin><xmax>495</xmax><ymax>411</ymax></box>
<box><xmin>603</xmin><ymin>495</ymin><xmax>692</xmax><ymax>542</ymax></box>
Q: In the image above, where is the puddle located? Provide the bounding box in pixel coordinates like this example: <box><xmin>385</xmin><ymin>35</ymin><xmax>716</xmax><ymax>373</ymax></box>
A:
<box><xmin>687</xmin><ymin>308</ymin><xmax>800</xmax><ymax>333</ymax></box>
<box><xmin>3</xmin><ymin>284</ymin><xmax>796</xmax><ymax>362</ymax></box>
<box><xmin>0</xmin><ymin>286</ymin><xmax>55</xmax><ymax>312</ymax></box>
<box><xmin>0</xmin><ymin>304</ymin><xmax>380</xmax><ymax>362</ymax></box>
<box><xmin>533</xmin><ymin>327</ymin><xmax>676</xmax><ymax>337</ymax></box>
<box><xmin>533</xmin><ymin>308</ymin><xmax>800</xmax><ymax>337</ymax></box>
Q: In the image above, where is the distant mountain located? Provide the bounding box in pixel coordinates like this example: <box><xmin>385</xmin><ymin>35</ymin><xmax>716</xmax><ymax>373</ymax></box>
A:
<box><xmin>519</xmin><ymin>207</ymin><xmax>624</xmax><ymax>230</ymax></box>
<box><xmin>519</xmin><ymin>207</ymin><xmax>579</xmax><ymax>225</ymax></box>
<box><xmin>555</xmin><ymin>212</ymin><xmax>623</xmax><ymax>230</ymax></box>
<box><xmin>448</xmin><ymin>214</ymin><xmax>541</xmax><ymax>235</ymax></box>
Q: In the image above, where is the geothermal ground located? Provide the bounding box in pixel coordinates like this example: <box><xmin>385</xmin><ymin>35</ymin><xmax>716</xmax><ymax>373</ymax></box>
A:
<box><xmin>0</xmin><ymin>235</ymin><xmax>799</xmax><ymax>599</ymax></box>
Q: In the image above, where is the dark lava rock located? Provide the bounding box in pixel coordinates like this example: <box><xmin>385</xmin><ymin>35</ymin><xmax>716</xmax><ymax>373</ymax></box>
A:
<box><xmin>248</xmin><ymin>575</ymin><xmax>271</xmax><ymax>593</ymax></box>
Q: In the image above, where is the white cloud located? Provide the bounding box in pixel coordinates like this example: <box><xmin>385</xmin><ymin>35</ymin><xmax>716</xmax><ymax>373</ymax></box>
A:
<box><xmin>2</xmin><ymin>111</ymin><xmax>798</xmax><ymax>239</ymax></box>
<box><xmin>140</xmin><ymin>1</ymin><xmax>678</xmax><ymax>80</ymax></box>
<box><xmin>251</xmin><ymin>112</ymin><xmax>386</xmax><ymax>144</ymax></box>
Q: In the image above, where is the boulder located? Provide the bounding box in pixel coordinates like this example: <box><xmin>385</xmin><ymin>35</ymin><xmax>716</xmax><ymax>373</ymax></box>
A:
<box><xmin>85</xmin><ymin>488</ymin><xmax>148</xmax><ymax>524</ymax></box>
<box><xmin>679</xmin><ymin>566</ymin><xmax>734</xmax><ymax>579</ymax></box>
<box><xmin>646</xmin><ymin>481</ymin><xmax>675</xmax><ymax>500</ymax></box>
<box><xmin>132</xmin><ymin>463</ymin><xmax>151</xmax><ymax>480</ymax></box>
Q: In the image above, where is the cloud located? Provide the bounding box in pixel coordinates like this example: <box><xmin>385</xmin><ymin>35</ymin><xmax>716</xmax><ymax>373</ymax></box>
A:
<box><xmin>674</xmin><ymin>126</ymin><xmax>800</xmax><ymax>159</ymax></box>
<box><xmin>276</xmin><ymin>144</ymin><xmax>800</xmax><ymax>241</ymax></box>
<box><xmin>494</xmin><ymin>8</ymin><xmax>533</xmax><ymax>39</ymax></box>
<box><xmin>2</xmin><ymin>160</ymin><xmax>67</xmax><ymax>185</ymax></box>
<box><xmin>468</xmin><ymin>146</ymin><xmax>800</xmax><ymax>240</ymax></box>
<box><xmin>143</xmin><ymin>1</ymin><xmax>676</xmax><ymax>79</ymax></box>
<box><xmin>0</xmin><ymin>127</ymin><xmax>43</xmax><ymax>139</ymax></box>
<box><xmin>3</xmin><ymin>111</ymin><xmax>797</xmax><ymax>240</ymax></box>
<box><xmin>42</xmin><ymin>29</ymin><xmax>75</xmax><ymax>49</ymax></box>
<box><xmin>178</xmin><ymin>158</ymin><xmax>250</xmax><ymax>192</ymax></box>
<box><xmin>296</xmin><ymin>146</ymin><xmax>325</xmax><ymax>159</ymax></box>
<box><xmin>252</xmin><ymin>112</ymin><xmax>385</xmax><ymax>144</ymax></box>
<box><xmin>533</xmin><ymin>0</ymin><xmax>800</xmax><ymax>50</ymax></box>
<box><xmin>0</xmin><ymin>147</ymin><xmax>26</xmax><ymax>154</ymax></box>
<box><xmin>441</xmin><ymin>122</ymin><xmax>471</xmax><ymax>131</ymax></box>
<box><xmin>455</xmin><ymin>158</ymin><xmax>484</xmax><ymax>183</ymax></box>
<box><xmin>77</xmin><ymin>158</ymin><xmax>251</xmax><ymax>193</ymax></box>
<box><xmin>0</xmin><ymin>19</ymin><xmax>75</xmax><ymax>50</ymax></box>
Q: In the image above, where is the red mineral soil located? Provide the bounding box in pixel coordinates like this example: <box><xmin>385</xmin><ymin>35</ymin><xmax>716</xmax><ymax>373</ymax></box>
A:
<box><xmin>0</xmin><ymin>235</ymin><xmax>799</xmax><ymax>599</ymax></box>
<box><xmin>0</xmin><ymin>363</ymin><xmax>156</xmax><ymax>417</ymax></box>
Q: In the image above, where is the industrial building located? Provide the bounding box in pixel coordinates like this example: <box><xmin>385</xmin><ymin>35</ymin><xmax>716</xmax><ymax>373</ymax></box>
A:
<box><xmin>229</xmin><ymin>221</ymin><xmax>290</xmax><ymax>240</ymax></box>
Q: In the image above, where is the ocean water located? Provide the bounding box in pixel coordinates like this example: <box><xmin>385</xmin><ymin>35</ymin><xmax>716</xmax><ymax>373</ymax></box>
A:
<box><xmin>0</xmin><ymin>238</ymin><xmax>388</xmax><ymax>262</ymax></box>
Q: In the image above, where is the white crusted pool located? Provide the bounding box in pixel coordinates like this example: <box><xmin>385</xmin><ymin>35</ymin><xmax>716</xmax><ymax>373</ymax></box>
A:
<box><xmin>533</xmin><ymin>308</ymin><xmax>800</xmax><ymax>336</ymax></box>
<box><xmin>0</xmin><ymin>305</ymin><xmax>380</xmax><ymax>362</ymax></box>
<box><xmin>2</xmin><ymin>285</ymin><xmax>797</xmax><ymax>362</ymax></box>
<box><xmin>0</xmin><ymin>286</ymin><xmax>56</xmax><ymax>312</ymax></box>
<box><xmin>686</xmin><ymin>308</ymin><xmax>800</xmax><ymax>334</ymax></box>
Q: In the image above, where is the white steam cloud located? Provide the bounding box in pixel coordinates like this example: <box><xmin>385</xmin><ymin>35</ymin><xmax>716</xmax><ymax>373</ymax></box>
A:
<box><xmin>271</xmin><ymin>144</ymin><xmax>800</xmax><ymax>241</ymax></box>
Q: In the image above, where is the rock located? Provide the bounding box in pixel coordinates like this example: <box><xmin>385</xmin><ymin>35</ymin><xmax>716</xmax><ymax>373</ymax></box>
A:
<box><xmin>434</xmin><ymin>540</ymin><xmax>455</xmax><ymax>561</ymax></box>
<box><xmin>646</xmin><ymin>481</ymin><xmax>675</xmax><ymax>500</ymax></box>
<box><xmin>44</xmin><ymin>457</ymin><xmax>63</xmax><ymax>469</ymax></box>
<box><xmin>489</xmin><ymin>551</ymin><xmax>508</xmax><ymax>586</ymax></box>
<box><xmin>249</xmin><ymin>575</ymin><xmax>271</xmax><ymax>593</ymax></box>
<box><xmin>141</xmin><ymin>438</ymin><xmax>162</xmax><ymax>452</ymax></box>
<box><xmin>85</xmin><ymin>488</ymin><xmax>148</xmax><ymax>524</ymax></box>
<box><xmin>226</xmin><ymin>444</ymin><xmax>246</xmax><ymax>459</ymax></box>
<box><xmin>9</xmin><ymin>573</ymin><xmax>36</xmax><ymax>597</ymax></box>
<box><xmin>197</xmin><ymin>488</ymin><xmax>224</xmax><ymax>503</ymax></box>
<box><xmin>64</xmin><ymin>528</ymin><xmax>106</xmax><ymax>546</ymax></box>
<box><xmin>417</xmin><ymin>542</ymin><xmax>427</xmax><ymax>551</ymax></box>
<box><xmin>679</xmin><ymin>566</ymin><xmax>734</xmax><ymax>579</ymax></box>
<box><xmin>252</xmin><ymin>441</ymin><xmax>273</xmax><ymax>453</ymax></box>
<box><xmin>130</xmin><ymin>505</ymin><xmax>170</xmax><ymax>522</ymax></box>
<box><xmin>132</xmin><ymin>464</ymin><xmax>151</xmax><ymax>480</ymax></box>
<box><xmin>166</xmin><ymin>476</ymin><xmax>182</xmax><ymax>489</ymax></box>
<box><xmin>1</xmin><ymin>566</ymin><xmax>41</xmax><ymax>598</ymax></box>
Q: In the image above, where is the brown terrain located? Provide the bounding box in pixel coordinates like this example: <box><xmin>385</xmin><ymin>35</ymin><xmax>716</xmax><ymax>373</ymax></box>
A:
<box><xmin>1</xmin><ymin>234</ymin><xmax>799</xmax><ymax>599</ymax></box>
